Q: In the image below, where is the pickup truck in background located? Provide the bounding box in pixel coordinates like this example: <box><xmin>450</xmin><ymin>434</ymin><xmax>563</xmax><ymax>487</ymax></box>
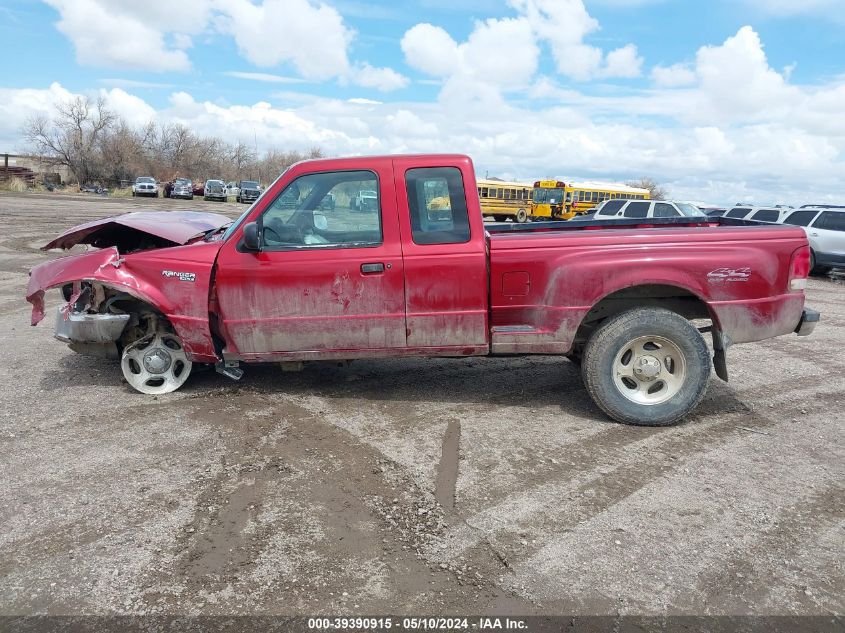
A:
<box><xmin>26</xmin><ymin>154</ymin><xmax>819</xmax><ymax>426</ymax></box>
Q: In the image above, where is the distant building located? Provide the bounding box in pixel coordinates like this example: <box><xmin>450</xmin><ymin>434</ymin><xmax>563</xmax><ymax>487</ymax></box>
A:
<box><xmin>1</xmin><ymin>153</ymin><xmax>71</xmax><ymax>184</ymax></box>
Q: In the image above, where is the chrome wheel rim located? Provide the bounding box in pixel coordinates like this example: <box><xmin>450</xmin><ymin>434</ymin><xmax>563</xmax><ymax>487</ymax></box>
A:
<box><xmin>612</xmin><ymin>335</ymin><xmax>686</xmax><ymax>405</ymax></box>
<box><xmin>121</xmin><ymin>333</ymin><xmax>191</xmax><ymax>394</ymax></box>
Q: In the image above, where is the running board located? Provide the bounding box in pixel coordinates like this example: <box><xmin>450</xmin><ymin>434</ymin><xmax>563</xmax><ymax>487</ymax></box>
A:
<box><xmin>215</xmin><ymin>362</ymin><xmax>244</xmax><ymax>381</ymax></box>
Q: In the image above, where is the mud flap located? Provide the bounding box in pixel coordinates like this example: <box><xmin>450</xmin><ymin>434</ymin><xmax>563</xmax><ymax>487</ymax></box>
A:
<box><xmin>711</xmin><ymin>328</ymin><xmax>731</xmax><ymax>382</ymax></box>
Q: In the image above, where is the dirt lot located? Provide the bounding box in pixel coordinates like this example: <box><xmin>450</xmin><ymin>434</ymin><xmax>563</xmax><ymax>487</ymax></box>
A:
<box><xmin>0</xmin><ymin>191</ymin><xmax>842</xmax><ymax>618</ymax></box>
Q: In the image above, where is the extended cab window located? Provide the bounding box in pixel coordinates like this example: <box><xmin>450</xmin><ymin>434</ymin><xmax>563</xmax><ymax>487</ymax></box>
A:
<box><xmin>406</xmin><ymin>167</ymin><xmax>471</xmax><ymax>245</ymax></box>
<box><xmin>260</xmin><ymin>170</ymin><xmax>382</xmax><ymax>249</ymax></box>
<box><xmin>783</xmin><ymin>210</ymin><xmax>818</xmax><ymax>227</ymax></box>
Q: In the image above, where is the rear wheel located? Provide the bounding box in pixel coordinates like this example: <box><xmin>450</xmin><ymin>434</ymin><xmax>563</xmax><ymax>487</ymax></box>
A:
<box><xmin>581</xmin><ymin>308</ymin><xmax>710</xmax><ymax>426</ymax></box>
<box><xmin>515</xmin><ymin>208</ymin><xmax>529</xmax><ymax>223</ymax></box>
<box><xmin>493</xmin><ymin>215</ymin><xmax>507</xmax><ymax>222</ymax></box>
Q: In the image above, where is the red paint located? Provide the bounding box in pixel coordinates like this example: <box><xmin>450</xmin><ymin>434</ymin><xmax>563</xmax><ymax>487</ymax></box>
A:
<box><xmin>42</xmin><ymin>211</ymin><xmax>230</xmax><ymax>250</ymax></box>
<box><xmin>28</xmin><ymin>154</ymin><xmax>812</xmax><ymax>366</ymax></box>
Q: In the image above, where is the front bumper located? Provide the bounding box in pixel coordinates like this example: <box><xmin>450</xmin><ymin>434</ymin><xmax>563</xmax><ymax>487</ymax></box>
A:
<box><xmin>172</xmin><ymin>191</ymin><xmax>193</xmax><ymax>199</ymax></box>
<box><xmin>794</xmin><ymin>307</ymin><xmax>820</xmax><ymax>337</ymax></box>
<box><xmin>55</xmin><ymin>305</ymin><xmax>130</xmax><ymax>343</ymax></box>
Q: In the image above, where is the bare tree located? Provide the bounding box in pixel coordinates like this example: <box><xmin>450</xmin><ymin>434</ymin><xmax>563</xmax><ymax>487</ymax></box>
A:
<box><xmin>626</xmin><ymin>177</ymin><xmax>667</xmax><ymax>201</ymax></box>
<box><xmin>22</xmin><ymin>105</ymin><xmax>327</xmax><ymax>187</ymax></box>
<box><xmin>22</xmin><ymin>96</ymin><xmax>116</xmax><ymax>185</ymax></box>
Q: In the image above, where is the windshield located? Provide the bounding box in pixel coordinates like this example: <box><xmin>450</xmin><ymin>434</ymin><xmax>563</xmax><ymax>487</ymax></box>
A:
<box><xmin>241</xmin><ymin>181</ymin><xmax>259</xmax><ymax>188</ymax></box>
<box><xmin>533</xmin><ymin>188</ymin><xmax>564</xmax><ymax>204</ymax></box>
<box><xmin>222</xmin><ymin>171</ymin><xmax>287</xmax><ymax>241</ymax></box>
<box><xmin>206</xmin><ymin>180</ymin><xmax>223</xmax><ymax>185</ymax></box>
<box><xmin>676</xmin><ymin>202</ymin><xmax>707</xmax><ymax>217</ymax></box>
<box><xmin>175</xmin><ymin>178</ymin><xmax>191</xmax><ymax>185</ymax></box>
<box><xmin>136</xmin><ymin>177</ymin><xmax>154</xmax><ymax>183</ymax></box>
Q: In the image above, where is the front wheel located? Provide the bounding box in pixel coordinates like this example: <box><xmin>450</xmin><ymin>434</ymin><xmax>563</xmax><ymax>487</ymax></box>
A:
<box><xmin>121</xmin><ymin>332</ymin><xmax>192</xmax><ymax>394</ymax></box>
<box><xmin>581</xmin><ymin>308</ymin><xmax>710</xmax><ymax>426</ymax></box>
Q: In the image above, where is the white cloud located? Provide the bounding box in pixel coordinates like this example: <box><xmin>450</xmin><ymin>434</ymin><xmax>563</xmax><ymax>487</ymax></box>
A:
<box><xmin>42</xmin><ymin>0</ymin><xmax>407</xmax><ymax>90</ymax></box>
<box><xmin>651</xmin><ymin>63</ymin><xmax>696</xmax><ymax>87</ymax></box>
<box><xmin>44</xmin><ymin>0</ymin><xmax>195</xmax><ymax>71</ymax></box>
<box><xmin>602</xmin><ymin>44</ymin><xmax>643</xmax><ymax>78</ymax></box>
<box><xmin>402</xmin><ymin>18</ymin><xmax>538</xmax><ymax>91</ymax></box>
<box><xmin>401</xmin><ymin>24</ymin><xmax>461</xmax><ymax>77</ymax></box>
<box><xmin>350</xmin><ymin>64</ymin><xmax>410</xmax><ymax>92</ymax></box>
<box><xmin>217</xmin><ymin>0</ymin><xmax>352</xmax><ymax>80</ymax></box>
<box><xmin>405</xmin><ymin>0</ymin><xmax>642</xmax><ymax>86</ymax></box>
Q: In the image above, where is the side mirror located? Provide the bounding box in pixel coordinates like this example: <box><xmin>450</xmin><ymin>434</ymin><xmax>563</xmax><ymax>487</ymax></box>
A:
<box><xmin>242</xmin><ymin>222</ymin><xmax>262</xmax><ymax>251</ymax></box>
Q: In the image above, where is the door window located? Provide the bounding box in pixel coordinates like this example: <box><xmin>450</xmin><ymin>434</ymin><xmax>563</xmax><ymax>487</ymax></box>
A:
<box><xmin>653</xmin><ymin>203</ymin><xmax>681</xmax><ymax>218</ymax></box>
<box><xmin>624</xmin><ymin>201</ymin><xmax>650</xmax><ymax>218</ymax></box>
<box><xmin>783</xmin><ymin>210</ymin><xmax>818</xmax><ymax>226</ymax></box>
<box><xmin>813</xmin><ymin>211</ymin><xmax>845</xmax><ymax>231</ymax></box>
<box><xmin>260</xmin><ymin>170</ymin><xmax>382</xmax><ymax>249</ymax></box>
<box><xmin>406</xmin><ymin>167</ymin><xmax>471</xmax><ymax>245</ymax></box>
<box><xmin>751</xmin><ymin>209</ymin><xmax>780</xmax><ymax>222</ymax></box>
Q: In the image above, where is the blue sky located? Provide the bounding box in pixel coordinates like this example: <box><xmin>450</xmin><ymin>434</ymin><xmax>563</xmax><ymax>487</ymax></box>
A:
<box><xmin>2</xmin><ymin>0</ymin><xmax>845</xmax><ymax>204</ymax></box>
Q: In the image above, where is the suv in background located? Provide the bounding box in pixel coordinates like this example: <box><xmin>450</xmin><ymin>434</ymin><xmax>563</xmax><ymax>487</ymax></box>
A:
<box><xmin>237</xmin><ymin>180</ymin><xmax>261</xmax><ymax>204</ymax></box>
<box><xmin>576</xmin><ymin>200</ymin><xmax>707</xmax><ymax>221</ymax></box>
<box><xmin>780</xmin><ymin>207</ymin><xmax>845</xmax><ymax>273</ymax></box>
<box><xmin>723</xmin><ymin>206</ymin><xmax>792</xmax><ymax>223</ymax></box>
<box><xmin>131</xmin><ymin>177</ymin><xmax>158</xmax><ymax>197</ymax></box>
<box><xmin>203</xmin><ymin>179</ymin><xmax>226</xmax><ymax>201</ymax></box>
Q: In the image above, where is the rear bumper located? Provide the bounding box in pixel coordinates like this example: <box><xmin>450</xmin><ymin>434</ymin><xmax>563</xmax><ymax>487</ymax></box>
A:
<box><xmin>794</xmin><ymin>307</ymin><xmax>820</xmax><ymax>337</ymax></box>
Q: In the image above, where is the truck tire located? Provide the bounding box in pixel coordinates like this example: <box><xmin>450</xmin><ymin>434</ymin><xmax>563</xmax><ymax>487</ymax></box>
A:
<box><xmin>515</xmin><ymin>208</ymin><xmax>528</xmax><ymax>223</ymax></box>
<box><xmin>581</xmin><ymin>308</ymin><xmax>710</xmax><ymax>426</ymax></box>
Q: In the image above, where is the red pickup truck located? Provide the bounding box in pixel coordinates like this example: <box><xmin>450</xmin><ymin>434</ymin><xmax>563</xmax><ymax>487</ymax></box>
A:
<box><xmin>26</xmin><ymin>154</ymin><xmax>819</xmax><ymax>426</ymax></box>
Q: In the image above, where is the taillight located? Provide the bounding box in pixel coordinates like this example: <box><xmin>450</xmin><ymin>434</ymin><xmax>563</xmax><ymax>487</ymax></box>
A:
<box><xmin>789</xmin><ymin>245</ymin><xmax>810</xmax><ymax>291</ymax></box>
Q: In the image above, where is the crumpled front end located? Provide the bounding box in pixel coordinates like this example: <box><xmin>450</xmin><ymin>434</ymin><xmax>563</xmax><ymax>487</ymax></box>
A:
<box><xmin>26</xmin><ymin>248</ymin><xmax>167</xmax><ymax>359</ymax></box>
<box><xmin>27</xmin><ymin>210</ymin><xmax>229</xmax><ymax>364</ymax></box>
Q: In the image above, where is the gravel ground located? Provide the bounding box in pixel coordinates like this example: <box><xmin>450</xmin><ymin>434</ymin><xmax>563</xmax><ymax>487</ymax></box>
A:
<box><xmin>0</xmin><ymin>191</ymin><xmax>842</xmax><ymax>618</ymax></box>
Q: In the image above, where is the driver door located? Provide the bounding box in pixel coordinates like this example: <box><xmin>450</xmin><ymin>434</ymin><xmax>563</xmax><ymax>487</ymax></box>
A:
<box><xmin>214</xmin><ymin>162</ymin><xmax>407</xmax><ymax>359</ymax></box>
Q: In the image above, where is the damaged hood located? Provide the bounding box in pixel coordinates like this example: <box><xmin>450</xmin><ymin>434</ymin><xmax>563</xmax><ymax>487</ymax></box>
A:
<box><xmin>43</xmin><ymin>211</ymin><xmax>232</xmax><ymax>251</ymax></box>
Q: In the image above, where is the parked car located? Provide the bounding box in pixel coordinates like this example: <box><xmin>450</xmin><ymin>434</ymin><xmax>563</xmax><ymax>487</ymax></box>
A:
<box><xmin>237</xmin><ymin>180</ymin><xmax>261</xmax><ymax>204</ymax></box>
<box><xmin>351</xmin><ymin>189</ymin><xmax>378</xmax><ymax>211</ymax></box>
<box><xmin>225</xmin><ymin>182</ymin><xmax>239</xmax><ymax>198</ymax></box>
<box><xmin>80</xmin><ymin>183</ymin><xmax>107</xmax><ymax>195</ymax></box>
<box><xmin>170</xmin><ymin>178</ymin><xmax>193</xmax><ymax>200</ymax></box>
<box><xmin>722</xmin><ymin>206</ymin><xmax>792</xmax><ymax>223</ymax></box>
<box><xmin>318</xmin><ymin>192</ymin><xmax>336</xmax><ymax>210</ymax></box>
<box><xmin>572</xmin><ymin>199</ymin><xmax>707</xmax><ymax>221</ymax></box>
<box><xmin>131</xmin><ymin>177</ymin><xmax>158</xmax><ymax>197</ymax></box>
<box><xmin>204</xmin><ymin>179</ymin><xmax>226</xmax><ymax>201</ymax></box>
<box><xmin>192</xmin><ymin>181</ymin><xmax>205</xmax><ymax>197</ymax></box>
<box><xmin>780</xmin><ymin>207</ymin><xmax>845</xmax><ymax>273</ymax></box>
<box><xmin>26</xmin><ymin>154</ymin><xmax>818</xmax><ymax>428</ymax></box>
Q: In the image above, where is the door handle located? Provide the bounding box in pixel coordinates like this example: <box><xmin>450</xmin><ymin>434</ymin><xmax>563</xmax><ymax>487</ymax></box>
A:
<box><xmin>360</xmin><ymin>262</ymin><xmax>385</xmax><ymax>274</ymax></box>
<box><xmin>810</xmin><ymin>232</ymin><xmax>819</xmax><ymax>236</ymax></box>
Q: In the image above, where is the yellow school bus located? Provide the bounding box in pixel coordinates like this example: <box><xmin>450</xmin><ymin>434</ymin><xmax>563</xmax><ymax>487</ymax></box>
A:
<box><xmin>531</xmin><ymin>180</ymin><xmax>650</xmax><ymax>220</ymax></box>
<box><xmin>477</xmin><ymin>179</ymin><xmax>534</xmax><ymax>223</ymax></box>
